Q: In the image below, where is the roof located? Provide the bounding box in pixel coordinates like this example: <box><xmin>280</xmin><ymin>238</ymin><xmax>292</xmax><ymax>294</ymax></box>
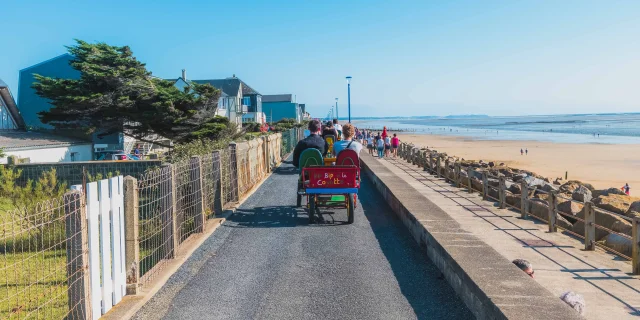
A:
<box><xmin>191</xmin><ymin>77</ymin><xmax>260</xmax><ymax>97</ymax></box>
<box><xmin>262</xmin><ymin>94</ymin><xmax>293</xmax><ymax>103</ymax></box>
<box><xmin>0</xmin><ymin>131</ymin><xmax>90</xmax><ymax>150</ymax></box>
<box><xmin>20</xmin><ymin>53</ymin><xmax>73</xmax><ymax>72</ymax></box>
<box><xmin>0</xmin><ymin>78</ymin><xmax>26</xmax><ymax>129</ymax></box>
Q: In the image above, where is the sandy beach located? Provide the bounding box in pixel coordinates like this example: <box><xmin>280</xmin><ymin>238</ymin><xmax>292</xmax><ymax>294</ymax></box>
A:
<box><xmin>396</xmin><ymin>134</ymin><xmax>640</xmax><ymax>191</ymax></box>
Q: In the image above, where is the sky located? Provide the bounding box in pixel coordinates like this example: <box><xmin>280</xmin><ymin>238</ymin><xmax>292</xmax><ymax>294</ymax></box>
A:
<box><xmin>2</xmin><ymin>0</ymin><xmax>640</xmax><ymax>118</ymax></box>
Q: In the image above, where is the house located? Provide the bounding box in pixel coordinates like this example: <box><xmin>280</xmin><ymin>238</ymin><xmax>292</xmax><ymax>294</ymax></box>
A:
<box><xmin>262</xmin><ymin>94</ymin><xmax>304</xmax><ymax>123</ymax></box>
<box><xmin>1</xmin><ymin>78</ymin><xmax>92</xmax><ymax>164</ymax></box>
<box><xmin>170</xmin><ymin>71</ymin><xmax>265</xmax><ymax>125</ymax></box>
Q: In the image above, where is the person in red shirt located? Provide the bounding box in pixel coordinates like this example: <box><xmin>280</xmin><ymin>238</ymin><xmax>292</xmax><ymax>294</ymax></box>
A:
<box><xmin>391</xmin><ymin>134</ymin><xmax>400</xmax><ymax>158</ymax></box>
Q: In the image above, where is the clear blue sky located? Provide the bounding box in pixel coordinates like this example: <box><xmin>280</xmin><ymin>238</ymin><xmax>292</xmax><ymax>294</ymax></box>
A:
<box><xmin>2</xmin><ymin>0</ymin><xmax>639</xmax><ymax>117</ymax></box>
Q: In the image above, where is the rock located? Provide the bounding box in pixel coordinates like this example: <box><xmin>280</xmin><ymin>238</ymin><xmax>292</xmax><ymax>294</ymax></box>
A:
<box><xmin>528</xmin><ymin>199</ymin><xmax>549</xmax><ymax>220</ymax></box>
<box><xmin>627</xmin><ymin>201</ymin><xmax>640</xmax><ymax>218</ymax></box>
<box><xmin>512</xmin><ymin>173</ymin><xmax>527</xmax><ymax>183</ymax></box>
<box><xmin>596</xmin><ymin>187</ymin><xmax>627</xmax><ymax>197</ymax></box>
<box><xmin>592</xmin><ymin>194</ymin><xmax>634</xmax><ymax>215</ymax></box>
<box><xmin>544</xmin><ymin>177</ymin><xmax>551</xmax><ymax>183</ymax></box>
<box><xmin>488</xmin><ymin>178</ymin><xmax>499</xmax><ymax>188</ymax></box>
<box><xmin>506</xmin><ymin>194</ymin><xmax>521</xmax><ymax>208</ymax></box>
<box><xmin>598</xmin><ymin>233</ymin><xmax>631</xmax><ymax>257</ymax></box>
<box><xmin>541</xmin><ymin>183</ymin><xmax>559</xmax><ymax>193</ymax></box>
<box><xmin>612</xmin><ymin>219</ymin><xmax>632</xmax><ymax>236</ymax></box>
<box><xmin>523</xmin><ymin>176</ymin><xmax>546</xmax><ymax>188</ymax></box>
<box><xmin>559</xmin><ymin>180</ymin><xmax>582</xmax><ymax>194</ymax></box>
<box><xmin>553</xmin><ymin>178</ymin><xmax>562</xmax><ymax>185</ymax></box>
<box><xmin>499</xmin><ymin>162</ymin><xmax>505</xmax><ymax>166</ymax></box>
<box><xmin>508</xmin><ymin>183</ymin><xmax>522</xmax><ymax>195</ymax></box>
<box><xmin>572</xmin><ymin>206</ymin><xmax>631</xmax><ymax>240</ymax></box>
<box><xmin>535</xmin><ymin>193</ymin><xmax>550</xmax><ymax>202</ymax></box>
<box><xmin>557</xmin><ymin>200</ymin><xmax>583</xmax><ymax>223</ymax></box>
<box><xmin>556</xmin><ymin>215</ymin><xmax>573</xmax><ymax>230</ymax></box>
<box><xmin>488</xmin><ymin>161</ymin><xmax>495</xmax><ymax>167</ymax></box>
<box><xmin>572</xmin><ymin>185</ymin><xmax>592</xmax><ymax>203</ymax></box>
<box><xmin>471</xmin><ymin>178</ymin><xmax>483</xmax><ymax>192</ymax></box>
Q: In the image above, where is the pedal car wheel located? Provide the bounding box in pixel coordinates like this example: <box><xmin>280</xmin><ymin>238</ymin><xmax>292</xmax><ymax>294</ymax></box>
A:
<box><xmin>309</xmin><ymin>195</ymin><xmax>316</xmax><ymax>223</ymax></box>
<box><xmin>347</xmin><ymin>194</ymin><xmax>355</xmax><ymax>224</ymax></box>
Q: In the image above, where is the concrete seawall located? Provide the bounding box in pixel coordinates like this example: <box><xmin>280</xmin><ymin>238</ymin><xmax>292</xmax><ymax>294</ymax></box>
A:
<box><xmin>360</xmin><ymin>153</ymin><xmax>583</xmax><ymax>320</ymax></box>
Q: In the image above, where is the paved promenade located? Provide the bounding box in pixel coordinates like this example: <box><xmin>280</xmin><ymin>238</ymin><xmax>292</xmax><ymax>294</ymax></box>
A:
<box><xmin>378</xmin><ymin>157</ymin><xmax>640</xmax><ymax>320</ymax></box>
<box><xmin>133</xmin><ymin>158</ymin><xmax>472</xmax><ymax>320</ymax></box>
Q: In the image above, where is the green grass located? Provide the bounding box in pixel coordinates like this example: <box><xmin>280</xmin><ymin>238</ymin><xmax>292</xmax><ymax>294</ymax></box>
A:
<box><xmin>0</xmin><ymin>197</ymin><xmax>70</xmax><ymax>319</ymax></box>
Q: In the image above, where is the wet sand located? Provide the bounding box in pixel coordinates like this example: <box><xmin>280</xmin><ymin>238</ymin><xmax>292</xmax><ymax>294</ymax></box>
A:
<box><xmin>397</xmin><ymin>133</ymin><xmax>640</xmax><ymax>191</ymax></box>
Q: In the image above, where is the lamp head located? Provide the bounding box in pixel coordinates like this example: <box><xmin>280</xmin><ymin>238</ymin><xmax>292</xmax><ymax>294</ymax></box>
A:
<box><xmin>346</xmin><ymin>76</ymin><xmax>352</xmax><ymax>84</ymax></box>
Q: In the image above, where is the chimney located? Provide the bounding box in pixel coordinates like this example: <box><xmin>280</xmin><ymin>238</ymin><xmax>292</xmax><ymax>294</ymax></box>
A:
<box><xmin>182</xmin><ymin>69</ymin><xmax>186</xmax><ymax>80</ymax></box>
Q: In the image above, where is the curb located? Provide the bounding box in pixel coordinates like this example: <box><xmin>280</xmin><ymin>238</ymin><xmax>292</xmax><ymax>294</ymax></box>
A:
<box><xmin>360</xmin><ymin>153</ymin><xmax>583</xmax><ymax>320</ymax></box>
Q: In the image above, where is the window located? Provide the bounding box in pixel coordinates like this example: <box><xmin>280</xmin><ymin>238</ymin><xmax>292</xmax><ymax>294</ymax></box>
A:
<box><xmin>70</xmin><ymin>152</ymin><xmax>79</xmax><ymax>161</ymax></box>
<box><xmin>219</xmin><ymin>97</ymin><xmax>227</xmax><ymax>109</ymax></box>
<box><xmin>243</xmin><ymin>97</ymin><xmax>251</xmax><ymax>106</ymax></box>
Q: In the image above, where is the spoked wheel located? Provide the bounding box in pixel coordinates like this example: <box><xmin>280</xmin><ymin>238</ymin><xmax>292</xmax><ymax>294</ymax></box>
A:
<box><xmin>308</xmin><ymin>195</ymin><xmax>316</xmax><ymax>223</ymax></box>
<box><xmin>347</xmin><ymin>194</ymin><xmax>355</xmax><ymax>224</ymax></box>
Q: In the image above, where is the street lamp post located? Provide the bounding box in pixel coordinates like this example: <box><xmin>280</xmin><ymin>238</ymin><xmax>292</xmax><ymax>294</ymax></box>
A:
<box><xmin>335</xmin><ymin>98</ymin><xmax>339</xmax><ymax>121</ymax></box>
<box><xmin>346</xmin><ymin>76</ymin><xmax>352</xmax><ymax>123</ymax></box>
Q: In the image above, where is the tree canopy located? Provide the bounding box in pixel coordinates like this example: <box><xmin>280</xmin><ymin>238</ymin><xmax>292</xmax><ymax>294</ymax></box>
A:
<box><xmin>33</xmin><ymin>40</ymin><xmax>221</xmax><ymax>145</ymax></box>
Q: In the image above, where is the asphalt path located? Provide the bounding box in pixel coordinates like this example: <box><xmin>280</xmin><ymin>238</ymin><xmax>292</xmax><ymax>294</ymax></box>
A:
<box><xmin>133</xmin><ymin>157</ymin><xmax>473</xmax><ymax>320</ymax></box>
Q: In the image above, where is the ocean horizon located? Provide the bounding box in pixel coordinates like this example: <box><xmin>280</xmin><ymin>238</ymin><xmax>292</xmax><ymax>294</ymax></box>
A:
<box><xmin>352</xmin><ymin>113</ymin><xmax>640</xmax><ymax>145</ymax></box>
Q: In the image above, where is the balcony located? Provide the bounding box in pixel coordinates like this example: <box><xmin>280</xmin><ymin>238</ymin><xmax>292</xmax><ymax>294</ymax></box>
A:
<box><xmin>238</xmin><ymin>105</ymin><xmax>248</xmax><ymax>113</ymax></box>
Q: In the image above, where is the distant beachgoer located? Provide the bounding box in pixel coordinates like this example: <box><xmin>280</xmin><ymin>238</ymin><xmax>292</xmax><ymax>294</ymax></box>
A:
<box><xmin>622</xmin><ymin>183</ymin><xmax>630</xmax><ymax>195</ymax></box>
<box><xmin>376</xmin><ymin>135</ymin><xmax>385</xmax><ymax>158</ymax></box>
<box><xmin>525</xmin><ymin>148</ymin><xmax>528</xmax><ymax>155</ymax></box>
<box><xmin>598</xmin><ymin>133</ymin><xmax>600</xmax><ymax>137</ymax></box>
<box><xmin>367</xmin><ymin>135</ymin><xmax>374</xmax><ymax>155</ymax></box>
<box><xmin>384</xmin><ymin>135</ymin><xmax>391</xmax><ymax>157</ymax></box>
<box><xmin>520</xmin><ymin>149</ymin><xmax>523</xmax><ymax>155</ymax></box>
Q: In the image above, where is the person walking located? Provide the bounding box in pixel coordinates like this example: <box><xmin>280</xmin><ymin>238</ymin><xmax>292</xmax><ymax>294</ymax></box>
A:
<box><xmin>525</xmin><ymin>148</ymin><xmax>528</xmax><ymax>155</ymax></box>
<box><xmin>520</xmin><ymin>148</ymin><xmax>523</xmax><ymax>155</ymax></box>
<box><xmin>384</xmin><ymin>135</ymin><xmax>391</xmax><ymax>157</ymax></box>
<box><xmin>367</xmin><ymin>134</ymin><xmax>375</xmax><ymax>156</ymax></box>
<box><xmin>376</xmin><ymin>134</ymin><xmax>385</xmax><ymax>158</ymax></box>
<box><xmin>391</xmin><ymin>133</ymin><xmax>400</xmax><ymax>158</ymax></box>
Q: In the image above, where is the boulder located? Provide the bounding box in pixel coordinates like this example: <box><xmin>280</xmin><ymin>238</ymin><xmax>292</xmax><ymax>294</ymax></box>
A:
<box><xmin>626</xmin><ymin>201</ymin><xmax>640</xmax><ymax>218</ymax></box>
<box><xmin>572</xmin><ymin>206</ymin><xmax>630</xmax><ymax>240</ymax></box>
<box><xmin>541</xmin><ymin>183</ymin><xmax>559</xmax><ymax>193</ymax></box>
<box><xmin>556</xmin><ymin>200</ymin><xmax>583</xmax><ymax>223</ymax></box>
<box><xmin>528</xmin><ymin>199</ymin><xmax>549</xmax><ymax>220</ymax></box>
<box><xmin>556</xmin><ymin>215</ymin><xmax>573</xmax><ymax>230</ymax></box>
<box><xmin>508</xmin><ymin>183</ymin><xmax>522</xmax><ymax>195</ymax></box>
<box><xmin>544</xmin><ymin>177</ymin><xmax>551</xmax><ymax>183</ymax></box>
<box><xmin>612</xmin><ymin>219</ymin><xmax>633</xmax><ymax>236</ymax></box>
<box><xmin>471</xmin><ymin>178</ymin><xmax>483</xmax><ymax>192</ymax></box>
<box><xmin>553</xmin><ymin>178</ymin><xmax>563</xmax><ymax>185</ymax></box>
<box><xmin>512</xmin><ymin>173</ymin><xmax>527</xmax><ymax>183</ymax></box>
<box><xmin>572</xmin><ymin>185</ymin><xmax>592</xmax><ymax>203</ymax></box>
<box><xmin>598</xmin><ymin>233</ymin><xmax>631</xmax><ymax>257</ymax></box>
<box><xmin>594</xmin><ymin>187</ymin><xmax>627</xmax><ymax>197</ymax></box>
<box><xmin>488</xmin><ymin>161</ymin><xmax>495</xmax><ymax>167</ymax></box>
<box><xmin>523</xmin><ymin>176</ymin><xmax>546</xmax><ymax>188</ymax></box>
<box><xmin>559</xmin><ymin>180</ymin><xmax>582</xmax><ymax>194</ymax></box>
<box><xmin>506</xmin><ymin>194</ymin><xmax>521</xmax><ymax>208</ymax></box>
<box><xmin>592</xmin><ymin>194</ymin><xmax>634</xmax><ymax>215</ymax></box>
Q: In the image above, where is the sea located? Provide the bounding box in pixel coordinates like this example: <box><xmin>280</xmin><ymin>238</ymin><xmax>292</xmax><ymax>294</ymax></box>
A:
<box><xmin>352</xmin><ymin>113</ymin><xmax>640</xmax><ymax>144</ymax></box>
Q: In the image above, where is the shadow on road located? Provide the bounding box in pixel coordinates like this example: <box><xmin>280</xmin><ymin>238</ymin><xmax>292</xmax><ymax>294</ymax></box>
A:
<box><xmin>358</xmin><ymin>177</ymin><xmax>472</xmax><ymax>319</ymax></box>
<box><xmin>272</xmin><ymin>165</ymin><xmax>299</xmax><ymax>175</ymax></box>
<box><xmin>229</xmin><ymin>205</ymin><xmax>350</xmax><ymax>228</ymax></box>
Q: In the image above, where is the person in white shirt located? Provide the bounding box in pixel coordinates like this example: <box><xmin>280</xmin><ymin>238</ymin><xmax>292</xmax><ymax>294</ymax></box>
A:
<box><xmin>366</xmin><ymin>135</ymin><xmax>374</xmax><ymax>155</ymax></box>
<box><xmin>333</xmin><ymin>119</ymin><xmax>343</xmax><ymax>139</ymax></box>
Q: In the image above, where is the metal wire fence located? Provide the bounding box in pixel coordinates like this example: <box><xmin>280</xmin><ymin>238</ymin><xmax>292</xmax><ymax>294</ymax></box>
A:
<box><xmin>0</xmin><ymin>192</ymin><xmax>87</xmax><ymax>319</ymax></box>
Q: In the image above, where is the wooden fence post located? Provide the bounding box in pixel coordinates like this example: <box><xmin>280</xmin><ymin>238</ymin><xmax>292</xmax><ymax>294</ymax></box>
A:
<box><xmin>193</xmin><ymin>156</ymin><xmax>206</xmax><ymax>233</ymax></box>
<box><xmin>212</xmin><ymin>151</ymin><xmax>223</xmax><ymax>215</ymax></box>
<box><xmin>482</xmin><ymin>171</ymin><xmax>488</xmax><ymax>199</ymax></box>
<box><xmin>584</xmin><ymin>201</ymin><xmax>595</xmax><ymax>251</ymax></box>
<box><xmin>633</xmin><ymin>217</ymin><xmax>640</xmax><ymax>275</ymax></box>
<box><xmin>229</xmin><ymin>142</ymin><xmax>239</xmax><ymax>202</ymax></box>
<box><xmin>123</xmin><ymin>176</ymin><xmax>140</xmax><ymax>295</ymax></box>
<box><xmin>454</xmin><ymin>162</ymin><xmax>461</xmax><ymax>188</ymax></box>
<box><xmin>444</xmin><ymin>159</ymin><xmax>450</xmax><ymax>182</ymax></box>
<box><xmin>548</xmin><ymin>191</ymin><xmax>557</xmax><ymax>232</ymax></box>
<box><xmin>520</xmin><ymin>180</ymin><xmax>529</xmax><ymax>219</ymax></box>
<box><xmin>429</xmin><ymin>154</ymin><xmax>435</xmax><ymax>174</ymax></box>
<box><xmin>499</xmin><ymin>176</ymin><xmax>506</xmax><ymax>209</ymax></box>
<box><xmin>436</xmin><ymin>157</ymin><xmax>442</xmax><ymax>178</ymax></box>
<box><xmin>467</xmin><ymin>167</ymin><xmax>473</xmax><ymax>193</ymax></box>
<box><xmin>65</xmin><ymin>191</ymin><xmax>91</xmax><ymax>320</ymax></box>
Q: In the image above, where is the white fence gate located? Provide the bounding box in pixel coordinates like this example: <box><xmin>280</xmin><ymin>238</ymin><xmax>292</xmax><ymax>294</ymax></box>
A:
<box><xmin>83</xmin><ymin>176</ymin><xmax>127</xmax><ymax>319</ymax></box>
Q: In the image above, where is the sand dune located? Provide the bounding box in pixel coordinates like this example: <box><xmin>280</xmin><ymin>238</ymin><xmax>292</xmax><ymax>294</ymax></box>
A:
<box><xmin>397</xmin><ymin>134</ymin><xmax>640</xmax><ymax>191</ymax></box>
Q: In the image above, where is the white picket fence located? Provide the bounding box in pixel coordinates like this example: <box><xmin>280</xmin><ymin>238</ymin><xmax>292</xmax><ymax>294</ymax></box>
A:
<box><xmin>76</xmin><ymin>176</ymin><xmax>127</xmax><ymax>319</ymax></box>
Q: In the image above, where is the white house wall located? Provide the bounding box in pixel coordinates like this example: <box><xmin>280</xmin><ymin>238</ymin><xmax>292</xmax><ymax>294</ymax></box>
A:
<box><xmin>1</xmin><ymin>144</ymin><xmax>93</xmax><ymax>164</ymax></box>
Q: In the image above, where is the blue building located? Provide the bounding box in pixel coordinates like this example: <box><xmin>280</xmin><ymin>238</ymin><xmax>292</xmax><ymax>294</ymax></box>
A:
<box><xmin>262</xmin><ymin>94</ymin><xmax>303</xmax><ymax>123</ymax></box>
